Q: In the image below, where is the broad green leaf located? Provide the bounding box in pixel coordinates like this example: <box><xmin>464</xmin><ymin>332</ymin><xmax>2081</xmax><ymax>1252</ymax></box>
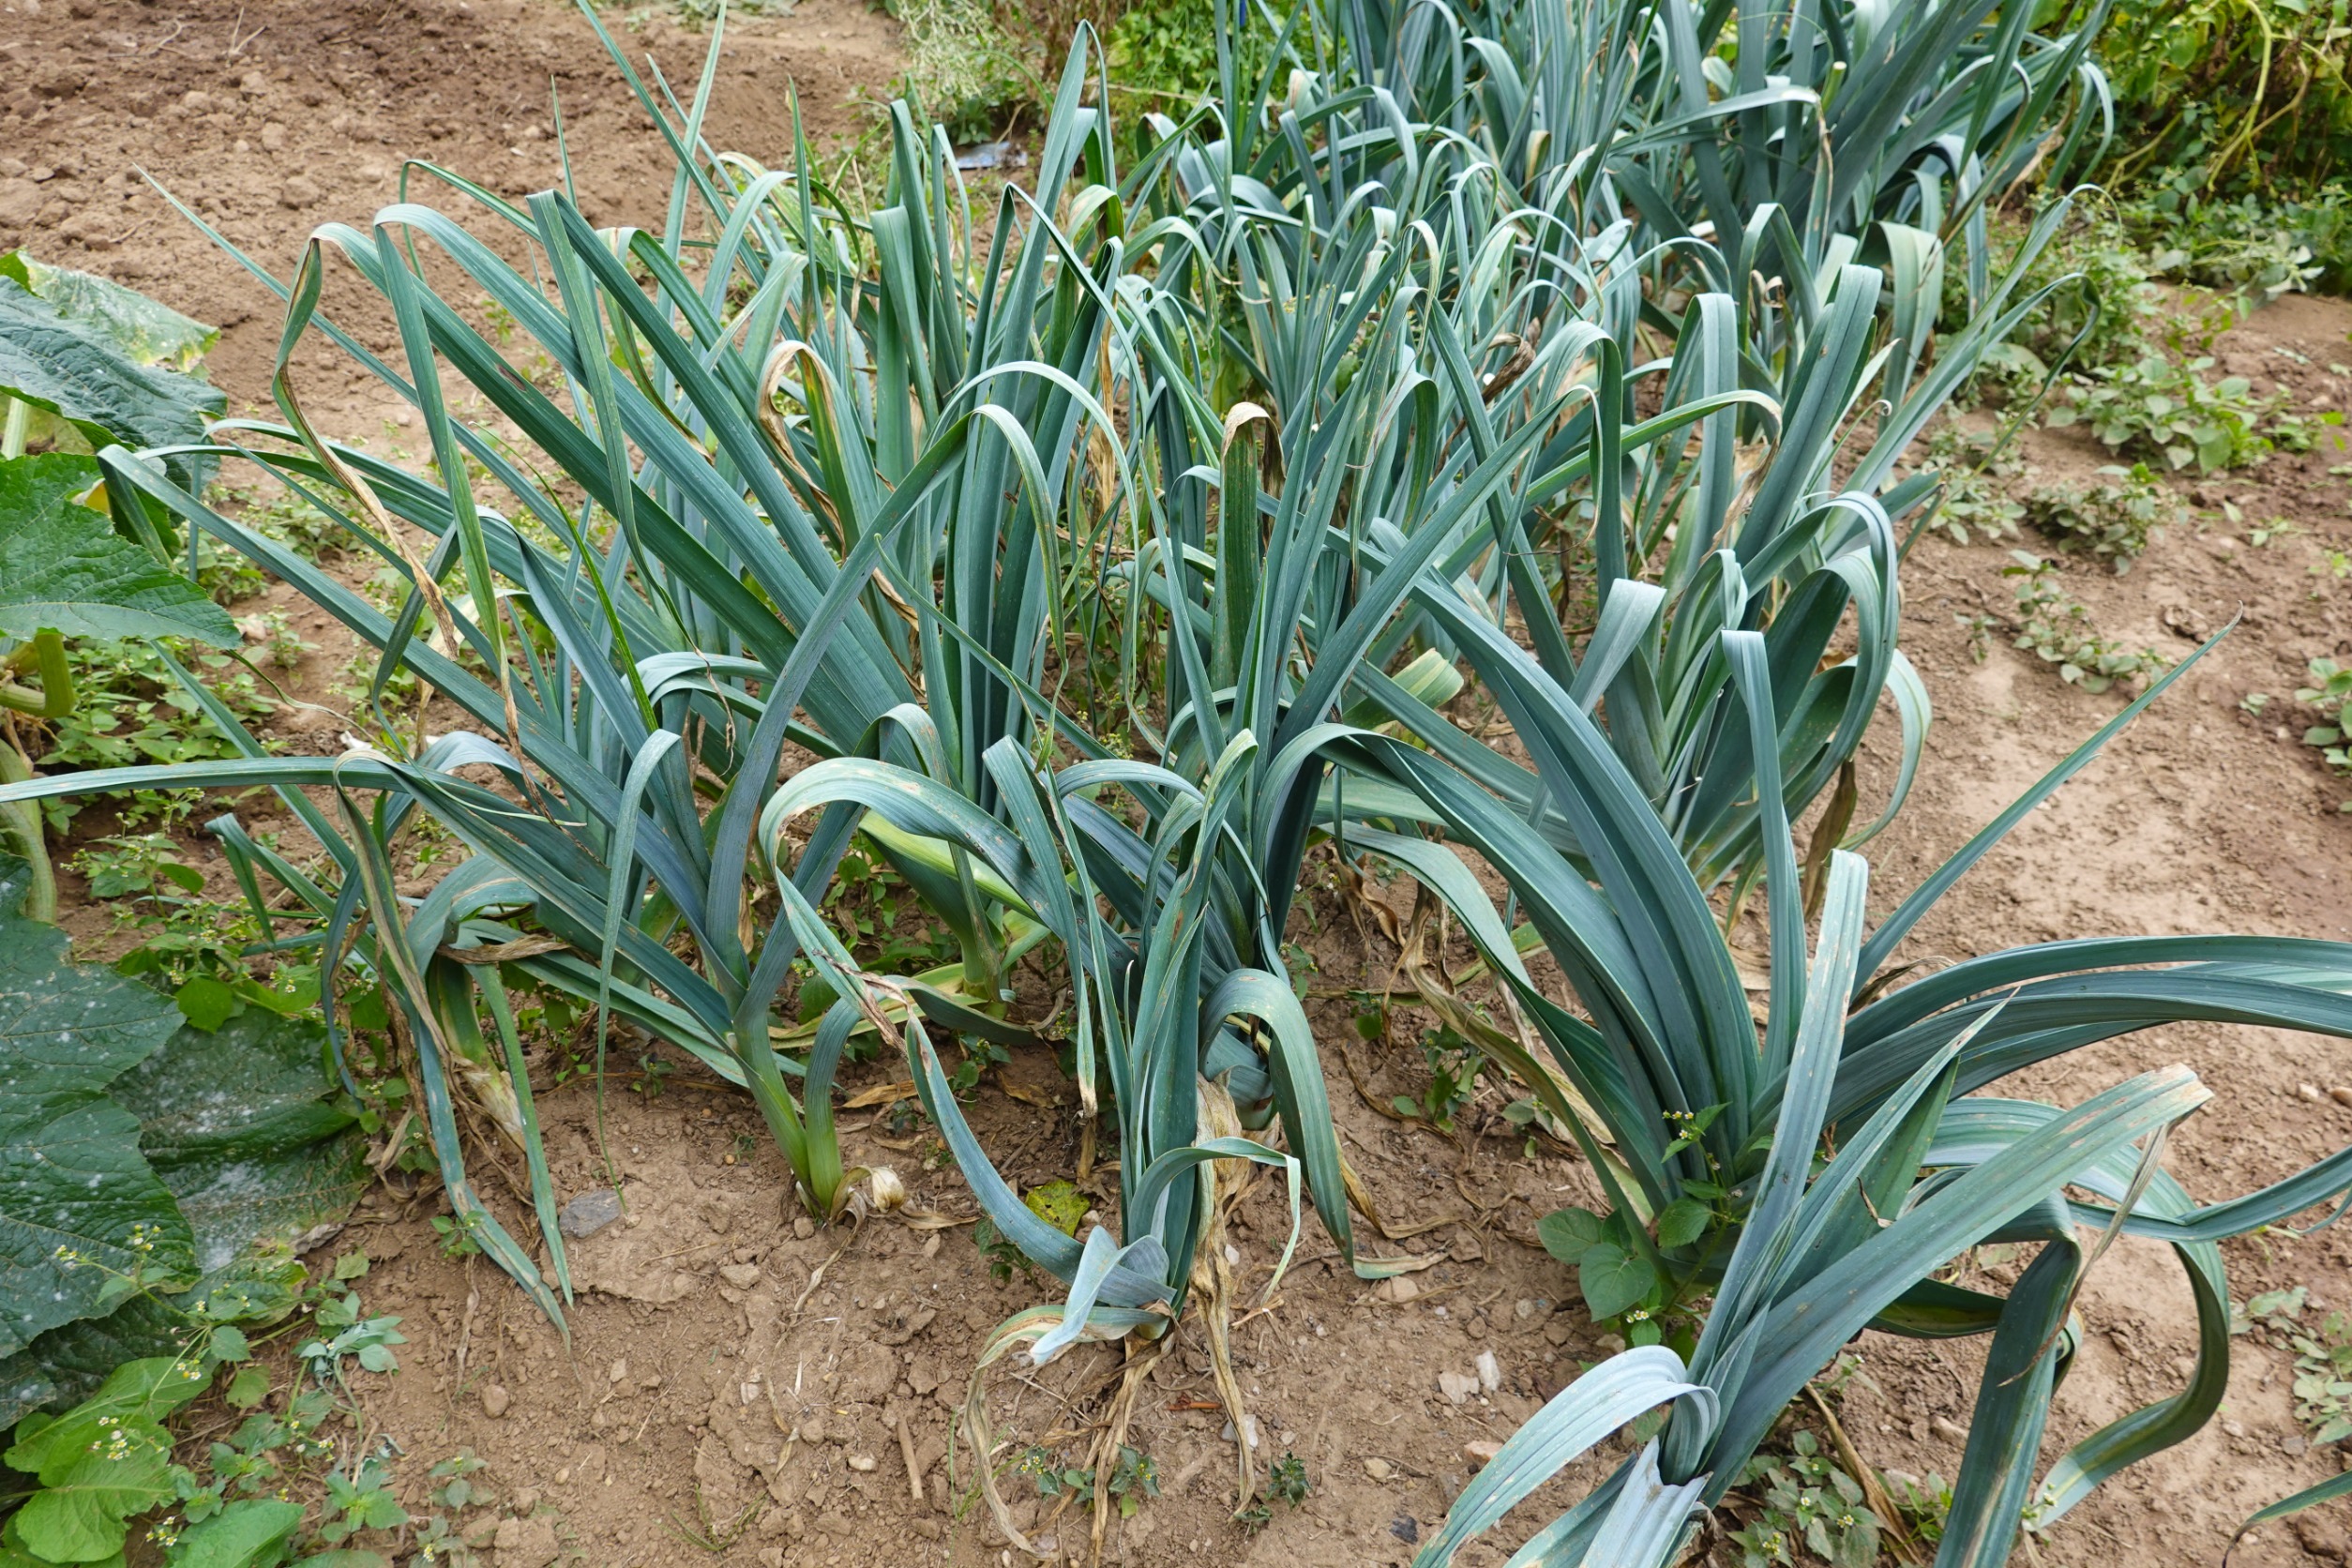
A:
<box><xmin>0</xmin><ymin>455</ymin><xmax>234</xmax><ymax>645</ymax></box>
<box><xmin>1652</xmin><ymin>1199</ymin><xmax>1711</xmax><ymax>1249</ymax></box>
<box><xmin>4</xmin><ymin>1355</ymin><xmax>210</xmax><ymax>1564</ymax></box>
<box><xmin>0</xmin><ymin>1015</ymin><xmax>352</xmax><ymax>1425</ymax></box>
<box><xmin>0</xmin><ymin>279</ymin><xmax>222</xmax><ymax>492</ymax></box>
<box><xmin>0</xmin><ymin>253</ymin><xmax>217</xmax><ymax>374</ymax></box>
<box><xmin>1538</xmin><ymin>1206</ymin><xmax>1608</xmax><ymax>1264</ymax></box>
<box><xmin>163</xmin><ymin>1500</ymin><xmax>303</xmax><ymax>1568</ymax></box>
<box><xmin>0</xmin><ymin>918</ymin><xmax>190</xmax><ymax>1358</ymax></box>
<box><xmin>1576</xmin><ymin>1243</ymin><xmax>1658</xmax><ymax>1320</ymax></box>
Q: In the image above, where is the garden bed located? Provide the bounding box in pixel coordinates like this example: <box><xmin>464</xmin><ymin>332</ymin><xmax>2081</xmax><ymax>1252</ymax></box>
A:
<box><xmin>5</xmin><ymin>2</ymin><xmax>2352</xmax><ymax>1566</ymax></box>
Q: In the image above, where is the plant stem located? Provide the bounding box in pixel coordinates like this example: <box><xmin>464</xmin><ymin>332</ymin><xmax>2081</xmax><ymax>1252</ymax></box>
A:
<box><xmin>0</xmin><ymin>728</ymin><xmax>57</xmax><ymax>922</ymax></box>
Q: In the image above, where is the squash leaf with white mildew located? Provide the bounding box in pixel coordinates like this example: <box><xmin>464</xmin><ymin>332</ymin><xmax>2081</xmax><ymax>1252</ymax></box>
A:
<box><xmin>0</xmin><ymin>916</ymin><xmax>191</xmax><ymax>1361</ymax></box>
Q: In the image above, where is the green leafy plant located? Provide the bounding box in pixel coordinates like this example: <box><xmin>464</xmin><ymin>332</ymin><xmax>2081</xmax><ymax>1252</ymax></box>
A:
<box><xmin>1309</xmin><ymin>611</ymin><xmax>2352</xmax><ymax>1568</ymax></box>
<box><xmin>2021</xmin><ymin>463</ymin><xmax>2184</xmax><ymax>570</ymax></box>
<box><xmin>2048</xmin><ymin>354</ymin><xmax>2280</xmax><ymax>471</ymax></box>
<box><xmin>2002</xmin><ymin>551</ymin><xmax>2171</xmax><ymax>693</ymax></box>
<box><xmin>2299</xmin><ymin>658</ymin><xmax>2352</xmax><ymax>774</ymax></box>
<box><xmin>1922</xmin><ymin>429</ymin><xmax>2027</xmax><ymax>546</ymax></box>
<box><xmin>1727</xmin><ymin>1431</ymin><xmax>1883</xmax><ymax>1568</ymax></box>
<box><xmin>2242</xmin><ymin>1287</ymin><xmax>2352</xmax><ymax>1446</ymax></box>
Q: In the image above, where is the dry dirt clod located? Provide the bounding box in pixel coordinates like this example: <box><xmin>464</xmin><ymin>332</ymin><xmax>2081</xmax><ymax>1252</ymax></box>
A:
<box><xmin>792</xmin><ymin>1215</ymin><xmax>816</xmax><ymax>1240</ymax></box>
<box><xmin>720</xmin><ymin>1262</ymin><xmax>762</xmax><ymax>1288</ymax></box>
<box><xmin>479</xmin><ymin>1384</ymin><xmax>511</xmax><ymax>1418</ymax></box>
<box><xmin>1463</xmin><ymin>1439</ymin><xmax>1502</xmax><ymax>1469</ymax></box>
<box><xmin>490</xmin><ymin>1516</ymin><xmax>558</xmax><ymax>1568</ymax></box>
<box><xmin>2295</xmin><ymin>1514</ymin><xmax>2351</xmax><ymax>1562</ymax></box>
<box><xmin>1438</xmin><ymin>1370</ymin><xmax>1479</xmax><ymax>1405</ymax></box>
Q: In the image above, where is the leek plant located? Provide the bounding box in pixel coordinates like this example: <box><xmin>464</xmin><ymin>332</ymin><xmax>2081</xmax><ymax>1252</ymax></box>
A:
<box><xmin>1332</xmin><ymin>0</ymin><xmax>2117</xmax><ymax>320</ymax></box>
<box><xmin>1313</xmin><ymin>606</ymin><xmax>2352</xmax><ymax>1567</ymax></box>
<box><xmin>1159</xmin><ymin>13</ymin><xmax>2095</xmax><ymax>897</ymax></box>
<box><xmin>0</xmin><ymin>16</ymin><xmax>1143</xmax><ymax>1307</ymax></box>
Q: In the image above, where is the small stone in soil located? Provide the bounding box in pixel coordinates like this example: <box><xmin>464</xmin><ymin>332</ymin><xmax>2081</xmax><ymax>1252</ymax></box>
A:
<box><xmin>2331</xmin><ymin>1086</ymin><xmax>2352</xmax><ymax>1108</ymax></box>
<box><xmin>720</xmin><ymin>1262</ymin><xmax>761</xmax><ymax>1288</ymax></box>
<box><xmin>1463</xmin><ymin>1440</ymin><xmax>1502</xmax><ymax>1468</ymax></box>
<box><xmin>1364</xmin><ymin>1457</ymin><xmax>1392</xmax><ymax>1481</ymax></box>
<box><xmin>1474</xmin><ymin>1349</ymin><xmax>1502</xmax><ymax>1391</ymax></box>
<box><xmin>558</xmin><ymin>1189</ymin><xmax>623</xmax><ymax>1238</ymax></box>
<box><xmin>792</xmin><ymin>1215</ymin><xmax>816</xmax><ymax>1240</ymax></box>
<box><xmin>480</xmin><ymin>1384</ymin><xmax>511</xmax><ymax>1418</ymax></box>
<box><xmin>1438</xmin><ymin>1370</ymin><xmax>1479</xmax><ymax>1405</ymax></box>
<box><xmin>846</xmin><ymin>1453</ymin><xmax>877</xmax><ymax>1471</ymax></box>
<box><xmin>1390</xmin><ymin>1516</ymin><xmax>1420</xmax><ymax>1544</ymax></box>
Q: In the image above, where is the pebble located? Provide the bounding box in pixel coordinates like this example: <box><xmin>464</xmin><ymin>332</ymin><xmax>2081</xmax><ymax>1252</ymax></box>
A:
<box><xmin>1363</xmin><ymin>1457</ymin><xmax>1392</xmax><ymax>1482</ymax></box>
<box><xmin>846</xmin><ymin>1453</ymin><xmax>878</xmax><ymax>1472</ymax></box>
<box><xmin>480</xmin><ymin>1384</ymin><xmax>511</xmax><ymax>1418</ymax></box>
<box><xmin>720</xmin><ymin>1262</ymin><xmax>762</xmax><ymax>1288</ymax></box>
<box><xmin>1474</xmin><ymin>1350</ymin><xmax>1501</xmax><ymax>1392</ymax></box>
<box><xmin>2331</xmin><ymin>1087</ymin><xmax>2352</xmax><ymax>1109</ymax></box>
<box><xmin>558</xmin><ymin>1189</ymin><xmax>623</xmax><ymax>1238</ymax></box>
<box><xmin>793</xmin><ymin>1215</ymin><xmax>816</xmax><ymax>1240</ymax></box>
<box><xmin>1463</xmin><ymin>1440</ymin><xmax>1502</xmax><ymax>1469</ymax></box>
<box><xmin>1931</xmin><ymin>1416</ymin><xmax>1966</xmax><ymax>1441</ymax></box>
<box><xmin>1438</xmin><ymin>1371</ymin><xmax>1479</xmax><ymax>1406</ymax></box>
<box><xmin>608</xmin><ymin>1359</ymin><xmax>628</xmax><ymax>1384</ymax></box>
<box><xmin>2299</xmin><ymin>1084</ymin><xmax>2325</xmax><ymax>1104</ymax></box>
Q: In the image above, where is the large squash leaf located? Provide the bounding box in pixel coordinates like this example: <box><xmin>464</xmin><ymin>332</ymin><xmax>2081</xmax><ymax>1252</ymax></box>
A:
<box><xmin>0</xmin><ymin>277</ymin><xmax>221</xmax><ymax>492</ymax></box>
<box><xmin>0</xmin><ymin>1015</ymin><xmax>358</xmax><ymax>1425</ymax></box>
<box><xmin>0</xmin><ymin>254</ymin><xmax>216</xmax><ymax>375</ymax></box>
<box><xmin>0</xmin><ymin>454</ymin><xmax>234</xmax><ymax>645</ymax></box>
<box><xmin>0</xmin><ymin>920</ymin><xmax>189</xmax><ymax>1360</ymax></box>
<box><xmin>112</xmin><ymin>1012</ymin><xmax>364</xmax><ymax>1275</ymax></box>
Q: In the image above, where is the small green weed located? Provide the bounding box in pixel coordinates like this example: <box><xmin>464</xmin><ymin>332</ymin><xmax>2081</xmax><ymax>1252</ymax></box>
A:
<box><xmin>2242</xmin><ymin>1287</ymin><xmax>2352</xmax><ymax>1445</ymax></box>
<box><xmin>2020</xmin><ymin>462</ymin><xmax>2184</xmax><ymax>571</ymax></box>
<box><xmin>1726</xmin><ymin>1431</ymin><xmax>1884</xmax><ymax>1568</ymax></box>
<box><xmin>39</xmin><ymin>639</ymin><xmax>278</xmax><ymax>822</ymax></box>
<box><xmin>2001</xmin><ymin>552</ymin><xmax>2171</xmax><ymax>693</ymax></box>
<box><xmin>1393</xmin><ymin>1021</ymin><xmax>1482</xmax><ymax>1132</ymax></box>
<box><xmin>2298</xmin><ymin>658</ymin><xmax>2352</xmax><ymax>774</ymax></box>
<box><xmin>1922</xmin><ymin>428</ymin><xmax>2027</xmax><ymax>546</ymax></box>
<box><xmin>1020</xmin><ymin>1441</ymin><xmax>1159</xmax><ymax>1518</ymax></box>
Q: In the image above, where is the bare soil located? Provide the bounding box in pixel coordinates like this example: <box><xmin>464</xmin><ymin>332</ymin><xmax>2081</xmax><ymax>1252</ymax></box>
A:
<box><xmin>8</xmin><ymin>4</ymin><xmax>2352</xmax><ymax>1565</ymax></box>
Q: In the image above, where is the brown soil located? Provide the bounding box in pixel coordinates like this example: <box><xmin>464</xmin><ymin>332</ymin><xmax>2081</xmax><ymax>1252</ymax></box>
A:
<box><xmin>8</xmin><ymin>5</ymin><xmax>2352</xmax><ymax>1566</ymax></box>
